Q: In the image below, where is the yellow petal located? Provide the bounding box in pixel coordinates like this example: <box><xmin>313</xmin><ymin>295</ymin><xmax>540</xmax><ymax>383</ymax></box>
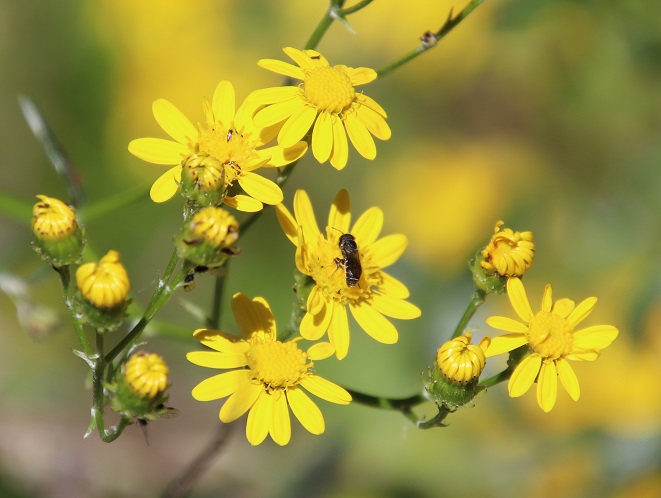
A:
<box><xmin>245</xmin><ymin>390</ymin><xmax>270</xmax><ymax>444</ymax></box>
<box><xmin>224</xmin><ymin>195</ymin><xmax>263</xmax><ymax>212</ymax></box>
<box><xmin>307</xmin><ymin>286</ymin><xmax>325</xmax><ymax>315</ymax></box>
<box><xmin>251</xmin><ymin>296</ymin><xmax>277</xmax><ymax>339</ymax></box>
<box><xmin>231</xmin><ymin>293</ymin><xmax>263</xmax><ymax>338</ymax></box>
<box><xmin>328</xmin><ymin>189</ymin><xmax>351</xmax><ymax>234</ymax></box>
<box><xmin>370</xmin><ymin>292</ymin><xmax>420</xmax><ymax>319</ymax></box>
<box><xmin>344</xmin><ymin>113</ymin><xmax>376</xmax><ymax>160</ymax></box>
<box><xmin>260</xmin><ymin>142</ymin><xmax>308</xmax><ymax>167</ymax></box>
<box><xmin>275</xmin><ymin>202</ymin><xmax>298</xmax><ymax>245</ymax></box>
<box><xmin>565</xmin><ymin>350</ymin><xmax>600</xmax><ymax>362</ymax></box>
<box><xmin>370</xmin><ymin>234</ymin><xmax>408</xmax><ymax>269</ymax></box>
<box><xmin>311</xmin><ymin>111</ymin><xmax>333</xmax><ymax>163</ymax></box>
<box><xmin>293</xmin><ymin>189</ymin><xmax>320</xmax><ymax>242</ymax></box>
<box><xmin>347</xmin><ymin>66</ymin><xmax>378</xmax><ymax>85</ymax></box>
<box><xmin>257</xmin><ymin>58</ymin><xmax>305</xmax><ymax>79</ymax></box>
<box><xmin>246</xmin><ymin>86</ymin><xmax>300</xmax><ymax>106</ymax></box>
<box><xmin>567</xmin><ymin>297</ymin><xmax>597</xmax><ymax>328</ymax></box>
<box><xmin>379</xmin><ymin>272</ymin><xmax>410</xmax><ymax>299</ymax></box>
<box><xmin>484</xmin><ymin>333</ymin><xmax>528</xmax><ymax>356</ymax></box>
<box><xmin>150</xmin><ymin>166</ymin><xmax>182</xmax><ymax>203</ymax></box>
<box><xmin>306</xmin><ymin>341</ymin><xmax>335</xmax><ymax>361</ymax></box>
<box><xmin>351</xmin><ymin>207</ymin><xmax>383</xmax><ymax>246</ymax></box>
<box><xmin>552</xmin><ymin>298</ymin><xmax>575</xmax><ymax>318</ymax></box>
<box><xmin>349</xmin><ymin>301</ymin><xmax>398</xmax><ymax>345</ymax></box>
<box><xmin>354</xmin><ymin>104</ymin><xmax>391</xmax><ymax>141</ymax></box>
<box><xmin>572</xmin><ymin>325</ymin><xmax>618</xmax><ymax>350</ymax></box>
<box><xmin>278</xmin><ymin>105</ymin><xmax>317</xmax><ymax>148</ymax></box>
<box><xmin>300</xmin><ymin>299</ymin><xmax>332</xmax><ymax>341</ymax></box>
<box><xmin>329</xmin><ymin>117</ymin><xmax>349</xmax><ymax>170</ymax></box>
<box><xmin>212</xmin><ymin>80</ymin><xmax>235</xmax><ymax>127</ymax></box>
<box><xmin>507</xmin><ymin>278</ymin><xmax>534</xmax><ymax>323</ymax></box>
<box><xmin>328</xmin><ymin>301</ymin><xmax>350</xmax><ymax>359</ymax></box>
<box><xmin>360</xmin><ymin>94</ymin><xmax>388</xmax><ymax>118</ymax></box>
<box><xmin>128</xmin><ymin>138</ymin><xmax>188</xmax><ymax>164</ymax></box>
<box><xmin>239</xmin><ymin>172</ymin><xmax>283</xmax><ymax>205</ymax></box>
<box><xmin>486</xmin><ymin>316</ymin><xmax>529</xmax><ymax>334</ymax></box>
<box><xmin>287</xmin><ymin>387</ymin><xmax>325</xmax><ymax>435</ymax></box>
<box><xmin>192</xmin><ymin>328</ymin><xmax>248</xmax><ymax>353</ymax></box>
<box><xmin>270</xmin><ymin>392</ymin><xmax>291</xmax><ymax>446</ymax></box>
<box><xmin>152</xmin><ymin>99</ymin><xmax>197</xmax><ymax>144</ymax></box>
<box><xmin>300</xmin><ymin>375</ymin><xmax>352</xmax><ymax>405</ymax></box>
<box><xmin>191</xmin><ymin>369</ymin><xmax>250</xmax><ymax>402</ymax></box>
<box><xmin>283</xmin><ymin>46</ymin><xmax>318</xmax><ymax>70</ymax></box>
<box><xmin>186</xmin><ymin>351</ymin><xmax>246</xmax><ymax>369</ymax></box>
<box><xmin>253</xmin><ymin>97</ymin><xmax>301</xmax><ymax>128</ymax></box>
<box><xmin>541</xmin><ymin>284</ymin><xmax>553</xmax><ymax>312</ymax></box>
<box><xmin>556</xmin><ymin>358</ymin><xmax>580</xmax><ymax>401</ymax></box>
<box><xmin>537</xmin><ymin>360</ymin><xmax>558</xmax><ymax>412</ymax></box>
<box><xmin>508</xmin><ymin>353</ymin><xmax>541</xmax><ymax>397</ymax></box>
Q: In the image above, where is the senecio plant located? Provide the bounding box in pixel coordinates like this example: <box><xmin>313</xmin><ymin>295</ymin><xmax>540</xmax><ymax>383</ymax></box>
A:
<box><xmin>25</xmin><ymin>0</ymin><xmax>618</xmax><ymax>476</ymax></box>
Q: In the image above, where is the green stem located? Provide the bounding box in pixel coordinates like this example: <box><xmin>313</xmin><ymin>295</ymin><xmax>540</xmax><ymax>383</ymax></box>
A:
<box><xmin>451</xmin><ymin>288</ymin><xmax>486</xmax><ymax>339</ymax></box>
<box><xmin>207</xmin><ymin>265</ymin><xmax>228</xmax><ymax>329</ymax></box>
<box><xmin>105</xmin><ymin>251</ymin><xmax>185</xmax><ymax>363</ymax></box>
<box><xmin>376</xmin><ymin>0</ymin><xmax>486</xmax><ymax>78</ymax></box>
<box><xmin>304</xmin><ymin>5</ymin><xmax>335</xmax><ymax>51</ymax></box>
<box><xmin>339</xmin><ymin>0</ymin><xmax>374</xmax><ymax>16</ymax></box>
<box><xmin>55</xmin><ymin>265</ymin><xmax>93</xmax><ymax>358</ymax></box>
<box><xmin>478</xmin><ymin>367</ymin><xmax>513</xmax><ymax>389</ymax></box>
<box><xmin>346</xmin><ymin>388</ymin><xmax>426</xmax><ymax>424</ymax></box>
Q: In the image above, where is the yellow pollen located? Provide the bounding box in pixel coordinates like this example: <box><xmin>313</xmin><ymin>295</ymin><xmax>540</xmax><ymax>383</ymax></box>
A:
<box><xmin>246</xmin><ymin>338</ymin><xmax>310</xmax><ymax>391</ymax></box>
<box><xmin>304</xmin><ymin>234</ymin><xmax>378</xmax><ymax>305</ymax></box>
<box><xmin>303</xmin><ymin>66</ymin><xmax>356</xmax><ymax>114</ymax></box>
<box><xmin>194</xmin><ymin>123</ymin><xmax>259</xmax><ymax>186</ymax></box>
<box><xmin>528</xmin><ymin>311</ymin><xmax>574</xmax><ymax>360</ymax></box>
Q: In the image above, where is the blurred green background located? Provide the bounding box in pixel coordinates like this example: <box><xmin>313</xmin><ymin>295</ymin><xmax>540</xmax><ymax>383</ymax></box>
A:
<box><xmin>1</xmin><ymin>0</ymin><xmax>660</xmax><ymax>497</ymax></box>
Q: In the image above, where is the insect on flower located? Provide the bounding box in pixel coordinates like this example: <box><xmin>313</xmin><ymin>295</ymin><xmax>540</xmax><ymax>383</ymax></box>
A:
<box><xmin>334</xmin><ymin>232</ymin><xmax>362</xmax><ymax>287</ymax></box>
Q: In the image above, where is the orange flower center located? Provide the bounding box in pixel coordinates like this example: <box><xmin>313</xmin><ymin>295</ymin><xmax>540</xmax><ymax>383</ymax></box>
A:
<box><xmin>528</xmin><ymin>310</ymin><xmax>574</xmax><ymax>360</ymax></box>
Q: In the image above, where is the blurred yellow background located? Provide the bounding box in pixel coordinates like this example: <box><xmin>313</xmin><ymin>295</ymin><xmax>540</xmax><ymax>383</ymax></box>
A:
<box><xmin>1</xmin><ymin>1</ymin><xmax>659</xmax><ymax>497</ymax></box>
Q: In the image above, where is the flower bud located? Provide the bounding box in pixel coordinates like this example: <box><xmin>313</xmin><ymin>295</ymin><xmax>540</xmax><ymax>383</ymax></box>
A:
<box><xmin>31</xmin><ymin>195</ymin><xmax>85</xmax><ymax>267</ymax></box>
<box><xmin>174</xmin><ymin>206</ymin><xmax>239</xmax><ymax>268</ymax></box>
<box><xmin>107</xmin><ymin>351</ymin><xmax>173</xmax><ymax>423</ymax></box>
<box><xmin>480</xmin><ymin>220</ymin><xmax>534</xmax><ymax>277</ymax></box>
<box><xmin>424</xmin><ymin>332</ymin><xmax>490</xmax><ymax>409</ymax></box>
<box><xmin>180</xmin><ymin>151</ymin><xmax>226</xmax><ymax>207</ymax></box>
<box><xmin>75</xmin><ymin>250</ymin><xmax>130</xmax><ymax>332</ymax></box>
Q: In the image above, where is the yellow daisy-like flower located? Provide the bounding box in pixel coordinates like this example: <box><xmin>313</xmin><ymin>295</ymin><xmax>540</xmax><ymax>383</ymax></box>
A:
<box><xmin>480</xmin><ymin>220</ymin><xmax>535</xmax><ymax>277</ymax></box>
<box><xmin>128</xmin><ymin>80</ymin><xmax>307</xmax><ymax>210</ymax></box>
<box><xmin>187</xmin><ymin>293</ymin><xmax>351</xmax><ymax>446</ymax></box>
<box><xmin>248</xmin><ymin>47</ymin><xmax>391</xmax><ymax>170</ymax></box>
<box><xmin>485</xmin><ymin>278</ymin><xmax>619</xmax><ymax>412</ymax></box>
<box><xmin>276</xmin><ymin>189</ymin><xmax>421</xmax><ymax>360</ymax></box>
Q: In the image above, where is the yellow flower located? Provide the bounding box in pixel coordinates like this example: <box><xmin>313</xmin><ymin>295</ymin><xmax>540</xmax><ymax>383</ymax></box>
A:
<box><xmin>187</xmin><ymin>293</ymin><xmax>351</xmax><ymax>446</ymax></box>
<box><xmin>480</xmin><ymin>220</ymin><xmax>535</xmax><ymax>277</ymax></box>
<box><xmin>248</xmin><ymin>47</ymin><xmax>391</xmax><ymax>170</ymax></box>
<box><xmin>76</xmin><ymin>250</ymin><xmax>131</xmax><ymax>308</ymax></box>
<box><xmin>436</xmin><ymin>332</ymin><xmax>490</xmax><ymax>384</ymax></box>
<box><xmin>276</xmin><ymin>189</ymin><xmax>421</xmax><ymax>359</ymax></box>
<box><xmin>486</xmin><ymin>278</ymin><xmax>619</xmax><ymax>412</ymax></box>
<box><xmin>128</xmin><ymin>80</ymin><xmax>307</xmax><ymax>210</ymax></box>
<box><xmin>124</xmin><ymin>352</ymin><xmax>169</xmax><ymax>399</ymax></box>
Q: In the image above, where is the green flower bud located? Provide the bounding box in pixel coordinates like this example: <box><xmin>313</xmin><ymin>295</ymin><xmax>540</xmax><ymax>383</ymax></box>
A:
<box><xmin>31</xmin><ymin>195</ymin><xmax>85</xmax><ymax>267</ymax></box>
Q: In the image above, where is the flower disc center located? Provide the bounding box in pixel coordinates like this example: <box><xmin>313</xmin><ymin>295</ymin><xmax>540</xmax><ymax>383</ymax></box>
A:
<box><xmin>246</xmin><ymin>338</ymin><xmax>309</xmax><ymax>390</ymax></box>
<box><xmin>195</xmin><ymin>124</ymin><xmax>258</xmax><ymax>185</ymax></box>
<box><xmin>303</xmin><ymin>66</ymin><xmax>355</xmax><ymax>114</ymax></box>
<box><xmin>528</xmin><ymin>311</ymin><xmax>574</xmax><ymax>359</ymax></box>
